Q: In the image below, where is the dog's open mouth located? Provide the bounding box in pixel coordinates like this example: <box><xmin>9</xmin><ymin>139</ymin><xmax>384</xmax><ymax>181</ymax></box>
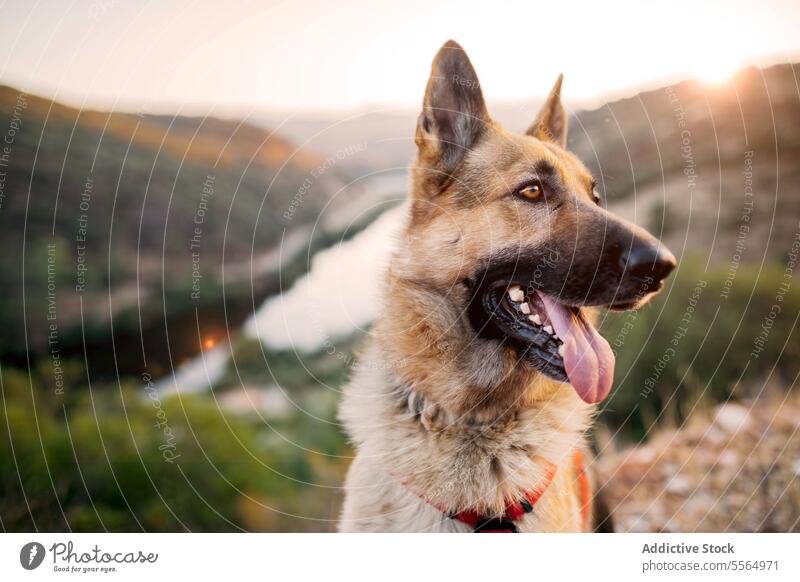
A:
<box><xmin>480</xmin><ymin>283</ymin><xmax>615</xmax><ymax>404</ymax></box>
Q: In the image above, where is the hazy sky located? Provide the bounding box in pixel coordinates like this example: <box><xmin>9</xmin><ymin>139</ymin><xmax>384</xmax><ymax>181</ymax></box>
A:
<box><xmin>1</xmin><ymin>0</ymin><xmax>799</xmax><ymax>114</ymax></box>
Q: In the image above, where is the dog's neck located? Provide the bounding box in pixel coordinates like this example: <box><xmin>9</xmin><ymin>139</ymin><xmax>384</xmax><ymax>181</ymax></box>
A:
<box><xmin>341</xmin><ymin>340</ymin><xmax>593</xmax><ymax>517</ymax></box>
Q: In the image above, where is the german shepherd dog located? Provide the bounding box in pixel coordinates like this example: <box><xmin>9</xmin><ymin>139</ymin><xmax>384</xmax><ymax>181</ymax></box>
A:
<box><xmin>339</xmin><ymin>41</ymin><xmax>676</xmax><ymax>532</ymax></box>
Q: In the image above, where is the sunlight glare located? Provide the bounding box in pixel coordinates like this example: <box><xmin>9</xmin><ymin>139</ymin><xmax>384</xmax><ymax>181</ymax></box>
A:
<box><xmin>690</xmin><ymin>57</ymin><xmax>741</xmax><ymax>84</ymax></box>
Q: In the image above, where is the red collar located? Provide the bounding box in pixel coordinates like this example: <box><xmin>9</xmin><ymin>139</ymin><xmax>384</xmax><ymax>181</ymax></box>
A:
<box><xmin>407</xmin><ymin>451</ymin><xmax>590</xmax><ymax>533</ymax></box>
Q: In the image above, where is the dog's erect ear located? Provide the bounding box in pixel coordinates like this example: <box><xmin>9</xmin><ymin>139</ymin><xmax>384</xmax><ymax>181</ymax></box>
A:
<box><xmin>416</xmin><ymin>40</ymin><xmax>490</xmax><ymax>182</ymax></box>
<box><xmin>526</xmin><ymin>75</ymin><xmax>567</xmax><ymax>147</ymax></box>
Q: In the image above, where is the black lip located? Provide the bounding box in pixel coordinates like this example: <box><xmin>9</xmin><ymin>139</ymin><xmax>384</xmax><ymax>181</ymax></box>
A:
<box><xmin>481</xmin><ymin>283</ymin><xmax>568</xmax><ymax>382</ymax></box>
<box><xmin>606</xmin><ymin>282</ymin><xmax>663</xmax><ymax>311</ymax></box>
<box><xmin>607</xmin><ymin>300</ymin><xmax>640</xmax><ymax>311</ymax></box>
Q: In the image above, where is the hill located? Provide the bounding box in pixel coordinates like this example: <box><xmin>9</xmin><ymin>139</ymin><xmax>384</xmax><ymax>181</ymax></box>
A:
<box><xmin>0</xmin><ymin>86</ymin><xmax>353</xmax><ymax>376</ymax></box>
<box><xmin>570</xmin><ymin>64</ymin><xmax>800</xmax><ymax>264</ymax></box>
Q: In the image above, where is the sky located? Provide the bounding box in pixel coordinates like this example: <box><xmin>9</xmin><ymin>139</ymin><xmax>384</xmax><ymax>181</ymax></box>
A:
<box><xmin>1</xmin><ymin>0</ymin><xmax>799</xmax><ymax>114</ymax></box>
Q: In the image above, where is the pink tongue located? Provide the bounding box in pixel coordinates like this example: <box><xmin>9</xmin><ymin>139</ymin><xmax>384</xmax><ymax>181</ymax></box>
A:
<box><xmin>539</xmin><ymin>294</ymin><xmax>615</xmax><ymax>404</ymax></box>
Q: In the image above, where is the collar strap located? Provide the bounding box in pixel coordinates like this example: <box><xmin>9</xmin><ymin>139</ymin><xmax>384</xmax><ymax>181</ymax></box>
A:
<box><xmin>448</xmin><ymin>462</ymin><xmax>558</xmax><ymax>532</ymax></box>
<box><xmin>407</xmin><ymin>451</ymin><xmax>589</xmax><ymax>532</ymax></box>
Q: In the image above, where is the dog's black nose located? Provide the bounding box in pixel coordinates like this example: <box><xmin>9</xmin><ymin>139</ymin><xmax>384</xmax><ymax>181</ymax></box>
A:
<box><xmin>621</xmin><ymin>241</ymin><xmax>677</xmax><ymax>283</ymax></box>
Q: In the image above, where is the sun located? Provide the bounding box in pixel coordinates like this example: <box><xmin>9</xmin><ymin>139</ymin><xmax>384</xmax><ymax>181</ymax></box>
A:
<box><xmin>689</xmin><ymin>56</ymin><xmax>742</xmax><ymax>85</ymax></box>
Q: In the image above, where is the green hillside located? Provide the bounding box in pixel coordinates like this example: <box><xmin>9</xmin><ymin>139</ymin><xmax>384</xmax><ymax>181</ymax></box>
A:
<box><xmin>0</xmin><ymin>86</ymin><xmax>348</xmax><ymax>375</ymax></box>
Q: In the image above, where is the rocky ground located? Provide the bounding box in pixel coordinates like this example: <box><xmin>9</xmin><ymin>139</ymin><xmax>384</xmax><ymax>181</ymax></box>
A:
<box><xmin>597</xmin><ymin>395</ymin><xmax>800</xmax><ymax>532</ymax></box>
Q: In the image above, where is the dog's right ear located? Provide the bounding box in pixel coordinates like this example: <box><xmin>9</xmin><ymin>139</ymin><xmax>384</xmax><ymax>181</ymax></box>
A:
<box><xmin>526</xmin><ymin>75</ymin><xmax>567</xmax><ymax>147</ymax></box>
<box><xmin>415</xmin><ymin>40</ymin><xmax>490</xmax><ymax>191</ymax></box>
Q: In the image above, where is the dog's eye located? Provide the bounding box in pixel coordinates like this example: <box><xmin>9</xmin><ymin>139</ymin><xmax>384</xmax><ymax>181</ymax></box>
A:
<box><xmin>517</xmin><ymin>181</ymin><xmax>543</xmax><ymax>201</ymax></box>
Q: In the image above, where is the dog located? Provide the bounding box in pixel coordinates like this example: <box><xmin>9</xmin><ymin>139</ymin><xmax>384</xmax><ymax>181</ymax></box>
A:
<box><xmin>338</xmin><ymin>40</ymin><xmax>676</xmax><ymax>532</ymax></box>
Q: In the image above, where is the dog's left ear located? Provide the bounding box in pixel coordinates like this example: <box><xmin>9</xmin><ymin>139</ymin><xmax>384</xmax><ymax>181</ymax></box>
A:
<box><xmin>416</xmin><ymin>40</ymin><xmax>490</xmax><ymax>185</ymax></box>
<box><xmin>526</xmin><ymin>75</ymin><xmax>567</xmax><ymax>147</ymax></box>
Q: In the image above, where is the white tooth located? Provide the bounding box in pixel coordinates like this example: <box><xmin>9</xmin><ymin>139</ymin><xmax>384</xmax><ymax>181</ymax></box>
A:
<box><xmin>520</xmin><ymin>303</ymin><xmax>531</xmax><ymax>314</ymax></box>
<box><xmin>544</xmin><ymin>325</ymin><xmax>554</xmax><ymax>335</ymax></box>
<box><xmin>508</xmin><ymin>286</ymin><xmax>524</xmax><ymax>302</ymax></box>
<box><xmin>531</xmin><ymin>313</ymin><xmax>542</xmax><ymax>325</ymax></box>
<box><xmin>558</xmin><ymin>344</ymin><xmax>565</xmax><ymax>357</ymax></box>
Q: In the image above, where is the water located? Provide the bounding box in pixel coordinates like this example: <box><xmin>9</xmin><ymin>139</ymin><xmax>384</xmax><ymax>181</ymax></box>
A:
<box><xmin>245</xmin><ymin>203</ymin><xmax>407</xmax><ymax>351</ymax></box>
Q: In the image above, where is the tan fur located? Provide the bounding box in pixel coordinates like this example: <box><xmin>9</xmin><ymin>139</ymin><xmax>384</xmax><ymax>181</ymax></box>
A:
<box><xmin>339</xmin><ymin>41</ymin><xmax>607</xmax><ymax>532</ymax></box>
<box><xmin>339</xmin><ymin>344</ymin><xmax>593</xmax><ymax>532</ymax></box>
<box><xmin>337</xmin><ymin>141</ymin><xmax>600</xmax><ymax>532</ymax></box>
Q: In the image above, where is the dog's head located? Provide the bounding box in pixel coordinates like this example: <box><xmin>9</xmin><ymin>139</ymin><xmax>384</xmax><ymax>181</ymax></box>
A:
<box><xmin>393</xmin><ymin>40</ymin><xmax>676</xmax><ymax>405</ymax></box>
